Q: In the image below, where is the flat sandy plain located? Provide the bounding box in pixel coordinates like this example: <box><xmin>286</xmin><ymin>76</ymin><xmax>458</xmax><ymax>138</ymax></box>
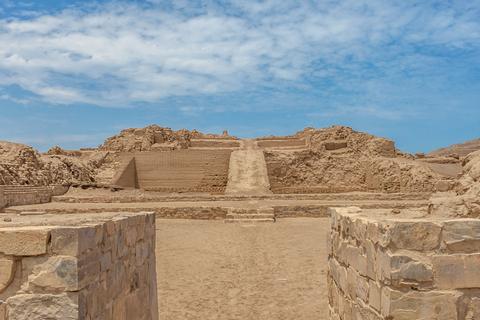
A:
<box><xmin>156</xmin><ymin>218</ymin><xmax>330</xmax><ymax>320</ymax></box>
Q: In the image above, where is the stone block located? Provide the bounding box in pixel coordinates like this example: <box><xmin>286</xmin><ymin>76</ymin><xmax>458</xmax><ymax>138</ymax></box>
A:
<box><xmin>352</xmin><ymin>217</ymin><xmax>367</xmax><ymax>242</ymax></box>
<box><xmin>329</xmin><ymin>258</ymin><xmax>348</xmax><ymax>294</ymax></box>
<box><xmin>366</xmin><ymin>220</ymin><xmax>389</xmax><ymax>247</ymax></box>
<box><xmin>432</xmin><ymin>254</ymin><xmax>480</xmax><ymax>289</ymax></box>
<box><xmin>347</xmin><ymin>267</ymin><xmax>369</xmax><ymax>302</ymax></box>
<box><xmin>381</xmin><ymin>287</ymin><xmax>460</xmax><ymax>320</ymax></box>
<box><xmin>78</xmin><ymin>226</ymin><xmax>100</xmax><ymax>254</ymax></box>
<box><xmin>6</xmin><ymin>293</ymin><xmax>79</xmax><ymax>320</ymax></box>
<box><xmin>50</xmin><ymin>228</ymin><xmax>80</xmax><ymax>256</ymax></box>
<box><xmin>441</xmin><ymin>219</ymin><xmax>480</xmax><ymax>253</ymax></box>
<box><xmin>364</xmin><ymin>240</ymin><xmax>376</xmax><ymax>279</ymax></box>
<box><xmin>466</xmin><ymin>297</ymin><xmax>480</xmax><ymax>320</ymax></box>
<box><xmin>387</xmin><ymin>221</ymin><xmax>442</xmax><ymax>251</ymax></box>
<box><xmin>0</xmin><ymin>258</ymin><xmax>15</xmax><ymax>293</ymax></box>
<box><xmin>0</xmin><ymin>227</ymin><xmax>50</xmax><ymax>256</ymax></box>
<box><xmin>368</xmin><ymin>280</ymin><xmax>381</xmax><ymax>312</ymax></box>
<box><xmin>352</xmin><ymin>300</ymin><xmax>382</xmax><ymax>320</ymax></box>
<box><xmin>26</xmin><ymin>256</ymin><xmax>79</xmax><ymax>292</ymax></box>
<box><xmin>336</xmin><ymin>243</ymin><xmax>368</xmax><ymax>276</ymax></box>
<box><xmin>377</xmin><ymin>250</ymin><xmax>433</xmax><ymax>287</ymax></box>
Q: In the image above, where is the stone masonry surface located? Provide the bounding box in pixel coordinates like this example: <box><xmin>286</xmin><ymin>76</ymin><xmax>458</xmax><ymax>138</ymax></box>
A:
<box><xmin>0</xmin><ymin>211</ymin><xmax>158</xmax><ymax>320</ymax></box>
<box><xmin>328</xmin><ymin>207</ymin><xmax>480</xmax><ymax>320</ymax></box>
<box><xmin>0</xmin><ymin>185</ymin><xmax>69</xmax><ymax>209</ymax></box>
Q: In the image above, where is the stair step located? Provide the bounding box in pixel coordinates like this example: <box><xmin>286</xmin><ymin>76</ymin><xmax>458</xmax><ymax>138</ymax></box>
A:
<box><xmin>226</xmin><ymin>213</ymin><xmax>274</xmax><ymax>219</ymax></box>
<box><xmin>224</xmin><ymin>218</ymin><xmax>275</xmax><ymax>223</ymax></box>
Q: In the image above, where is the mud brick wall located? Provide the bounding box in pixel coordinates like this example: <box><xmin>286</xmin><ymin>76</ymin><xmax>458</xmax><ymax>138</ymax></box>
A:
<box><xmin>0</xmin><ymin>212</ymin><xmax>158</xmax><ymax>320</ymax></box>
<box><xmin>134</xmin><ymin>150</ymin><xmax>232</xmax><ymax>193</ymax></box>
<box><xmin>3</xmin><ymin>186</ymin><xmax>52</xmax><ymax>207</ymax></box>
<box><xmin>328</xmin><ymin>207</ymin><xmax>480</xmax><ymax>320</ymax></box>
<box><xmin>0</xmin><ymin>185</ymin><xmax>69</xmax><ymax>208</ymax></box>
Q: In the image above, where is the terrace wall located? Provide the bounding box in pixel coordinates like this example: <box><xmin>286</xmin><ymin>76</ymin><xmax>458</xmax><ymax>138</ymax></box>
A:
<box><xmin>0</xmin><ymin>212</ymin><xmax>157</xmax><ymax>320</ymax></box>
<box><xmin>328</xmin><ymin>207</ymin><xmax>480</xmax><ymax>320</ymax></box>
<box><xmin>1</xmin><ymin>185</ymin><xmax>68</xmax><ymax>208</ymax></box>
<box><xmin>114</xmin><ymin>150</ymin><xmax>232</xmax><ymax>193</ymax></box>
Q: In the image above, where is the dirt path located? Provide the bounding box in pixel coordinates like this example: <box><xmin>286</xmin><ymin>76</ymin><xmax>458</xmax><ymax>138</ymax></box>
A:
<box><xmin>156</xmin><ymin>218</ymin><xmax>330</xmax><ymax>320</ymax></box>
<box><xmin>225</xmin><ymin>140</ymin><xmax>272</xmax><ymax>195</ymax></box>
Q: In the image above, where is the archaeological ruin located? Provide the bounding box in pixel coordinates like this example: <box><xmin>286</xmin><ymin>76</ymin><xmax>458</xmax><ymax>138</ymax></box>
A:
<box><xmin>0</xmin><ymin>124</ymin><xmax>479</xmax><ymax>319</ymax></box>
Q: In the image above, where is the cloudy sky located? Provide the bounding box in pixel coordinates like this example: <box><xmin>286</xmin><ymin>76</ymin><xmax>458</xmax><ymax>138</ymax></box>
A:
<box><xmin>0</xmin><ymin>0</ymin><xmax>479</xmax><ymax>152</ymax></box>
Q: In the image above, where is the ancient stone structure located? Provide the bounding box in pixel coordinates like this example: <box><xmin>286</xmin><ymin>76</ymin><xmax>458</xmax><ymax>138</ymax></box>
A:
<box><xmin>113</xmin><ymin>150</ymin><xmax>232</xmax><ymax>193</ymax></box>
<box><xmin>0</xmin><ymin>185</ymin><xmax>69</xmax><ymax>208</ymax></box>
<box><xmin>328</xmin><ymin>207</ymin><xmax>480</xmax><ymax>320</ymax></box>
<box><xmin>0</xmin><ymin>212</ymin><xmax>157</xmax><ymax>320</ymax></box>
<box><xmin>256</xmin><ymin>138</ymin><xmax>307</xmax><ymax>149</ymax></box>
<box><xmin>0</xmin><ymin>125</ymin><xmax>479</xmax><ymax>319</ymax></box>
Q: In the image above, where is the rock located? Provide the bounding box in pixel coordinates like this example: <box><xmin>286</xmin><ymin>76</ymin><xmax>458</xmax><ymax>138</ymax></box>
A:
<box><xmin>6</xmin><ymin>293</ymin><xmax>78</xmax><ymax>320</ymax></box>
<box><xmin>26</xmin><ymin>256</ymin><xmax>79</xmax><ymax>291</ymax></box>
<box><xmin>441</xmin><ymin>219</ymin><xmax>480</xmax><ymax>253</ymax></box>
<box><xmin>387</xmin><ymin>221</ymin><xmax>442</xmax><ymax>251</ymax></box>
<box><xmin>381</xmin><ymin>287</ymin><xmax>460</xmax><ymax>319</ymax></box>
<box><xmin>0</xmin><ymin>227</ymin><xmax>50</xmax><ymax>256</ymax></box>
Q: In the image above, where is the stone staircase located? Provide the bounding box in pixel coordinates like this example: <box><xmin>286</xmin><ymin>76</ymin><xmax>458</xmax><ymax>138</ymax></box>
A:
<box><xmin>224</xmin><ymin>207</ymin><xmax>275</xmax><ymax>223</ymax></box>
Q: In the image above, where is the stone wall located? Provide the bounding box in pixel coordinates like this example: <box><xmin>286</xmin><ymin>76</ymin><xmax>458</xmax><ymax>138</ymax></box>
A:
<box><xmin>3</xmin><ymin>186</ymin><xmax>52</xmax><ymax>207</ymax></box>
<box><xmin>128</xmin><ymin>150</ymin><xmax>232</xmax><ymax>193</ymax></box>
<box><xmin>328</xmin><ymin>207</ymin><xmax>480</xmax><ymax>320</ymax></box>
<box><xmin>112</xmin><ymin>155</ymin><xmax>138</xmax><ymax>189</ymax></box>
<box><xmin>0</xmin><ymin>212</ymin><xmax>157</xmax><ymax>320</ymax></box>
<box><xmin>0</xmin><ymin>185</ymin><xmax>69</xmax><ymax>208</ymax></box>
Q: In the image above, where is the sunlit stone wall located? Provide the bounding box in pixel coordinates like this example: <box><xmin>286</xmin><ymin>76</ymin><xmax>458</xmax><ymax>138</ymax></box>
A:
<box><xmin>328</xmin><ymin>207</ymin><xmax>480</xmax><ymax>320</ymax></box>
<box><xmin>0</xmin><ymin>212</ymin><xmax>158</xmax><ymax>320</ymax></box>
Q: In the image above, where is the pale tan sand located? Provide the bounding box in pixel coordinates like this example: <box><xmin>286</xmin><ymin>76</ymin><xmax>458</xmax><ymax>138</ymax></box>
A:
<box><xmin>225</xmin><ymin>139</ymin><xmax>272</xmax><ymax>195</ymax></box>
<box><xmin>156</xmin><ymin>218</ymin><xmax>330</xmax><ymax>320</ymax></box>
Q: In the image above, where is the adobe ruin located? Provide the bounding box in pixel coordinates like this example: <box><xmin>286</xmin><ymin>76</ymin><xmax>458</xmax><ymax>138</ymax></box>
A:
<box><xmin>0</xmin><ymin>125</ymin><xmax>479</xmax><ymax>319</ymax></box>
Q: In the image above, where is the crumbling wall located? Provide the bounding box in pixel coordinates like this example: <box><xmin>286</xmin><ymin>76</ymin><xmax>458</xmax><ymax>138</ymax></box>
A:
<box><xmin>0</xmin><ymin>212</ymin><xmax>157</xmax><ymax>320</ymax></box>
<box><xmin>328</xmin><ymin>207</ymin><xmax>480</xmax><ymax>320</ymax></box>
<box><xmin>189</xmin><ymin>139</ymin><xmax>240</xmax><ymax>148</ymax></box>
<box><xmin>257</xmin><ymin>139</ymin><xmax>306</xmax><ymax>148</ymax></box>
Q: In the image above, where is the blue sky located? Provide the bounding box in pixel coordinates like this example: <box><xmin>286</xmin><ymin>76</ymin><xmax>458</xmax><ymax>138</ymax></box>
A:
<box><xmin>0</xmin><ymin>0</ymin><xmax>479</xmax><ymax>152</ymax></box>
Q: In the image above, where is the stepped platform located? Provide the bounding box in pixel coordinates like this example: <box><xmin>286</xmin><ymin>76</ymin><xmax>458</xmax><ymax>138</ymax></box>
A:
<box><xmin>224</xmin><ymin>207</ymin><xmax>276</xmax><ymax>223</ymax></box>
<box><xmin>4</xmin><ymin>196</ymin><xmax>428</xmax><ymax>220</ymax></box>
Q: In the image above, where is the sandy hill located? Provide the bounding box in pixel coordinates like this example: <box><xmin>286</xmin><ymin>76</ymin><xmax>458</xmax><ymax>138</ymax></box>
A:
<box><xmin>264</xmin><ymin>126</ymin><xmax>446</xmax><ymax>193</ymax></box>
<box><xmin>428</xmin><ymin>138</ymin><xmax>480</xmax><ymax>157</ymax></box>
<box><xmin>99</xmin><ymin>125</ymin><xmax>236</xmax><ymax>152</ymax></box>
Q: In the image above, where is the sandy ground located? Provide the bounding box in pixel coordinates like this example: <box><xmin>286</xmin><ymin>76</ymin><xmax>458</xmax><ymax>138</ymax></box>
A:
<box><xmin>156</xmin><ymin>218</ymin><xmax>330</xmax><ymax>320</ymax></box>
<box><xmin>225</xmin><ymin>140</ymin><xmax>272</xmax><ymax>195</ymax></box>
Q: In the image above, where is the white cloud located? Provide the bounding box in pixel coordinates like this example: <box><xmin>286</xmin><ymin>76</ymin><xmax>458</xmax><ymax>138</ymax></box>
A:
<box><xmin>0</xmin><ymin>0</ymin><xmax>479</xmax><ymax>107</ymax></box>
